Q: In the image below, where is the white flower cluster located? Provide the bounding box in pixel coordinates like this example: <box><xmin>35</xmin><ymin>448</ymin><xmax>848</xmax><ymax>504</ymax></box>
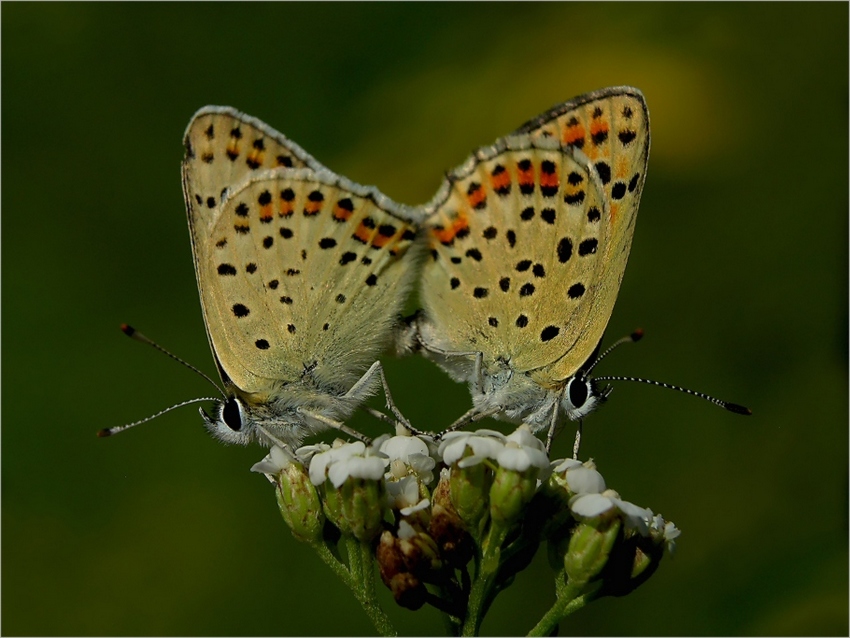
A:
<box><xmin>551</xmin><ymin>457</ymin><xmax>680</xmax><ymax>553</ymax></box>
<box><xmin>251</xmin><ymin>425</ymin><xmax>679</xmax><ymax>554</ymax></box>
<box><xmin>438</xmin><ymin>426</ymin><xmax>549</xmax><ymax>472</ymax></box>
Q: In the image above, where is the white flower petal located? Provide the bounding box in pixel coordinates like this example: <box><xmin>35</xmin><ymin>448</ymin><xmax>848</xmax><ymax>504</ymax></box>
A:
<box><xmin>400</xmin><ymin>498</ymin><xmax>430</xmax><ymax>517</ymax></box>
<box><xmin>497</xmin><ymin>446</ymin><xmax>549</xmax><ymax>471</ymax></box>
<box><xmin>309</xmin><ymin>449</ymin><xmax>335</xmax><ymax>485</ymax></box>
<box><xmin>552</xmin><ymin>458</ymin><xmax>583</xmax><ymax>473</ymax></box>
<box><xmin>386</xmin><ymin>475</ymin><xmax>421</xmax><ymax>510</ymax></box>
<box><xmin>468</xmin><ymin>437</ymin><xmax>505</xmax><ymax>460</ymax></box>
<box><xmin>439</xmin><ymin>430</ymin><xmax>507</xmax><ymax>464</ymax></box>
<box><xmin>250</xmin><ymin>460</ymin><xmax>279</xmax><ymax>475</ymax></box>
<box><xmin>664</xmin><ymin>521</ymin><xmax>681</xmax><ymax>541</ymax></box>
<box><xmin>270</xmin><ymin>445</ymin><xmax>292</xmax><ymax>467</ymax></box>
<box><xmin>611</xmin><ymin>497</ymin><xmax>651</xmax><ymax>535</ymax></box>
<box><xmin>569</xmin><ymin>493</ymin><xmax>616</xmax><ymax>518</ymax></box>
<box><xmin>506</xmin><ymin>425</ymin><xmax>545</xmax><ymax>451</ymax></box>
<box><xmin>327</xmin><ymin>461</ymin><xmax>349</xmax><ymax>488</ymax></box>
<box><xmin>565</xmin><ymin>467</ymin><xmax>606</xmax><ymax>494</ymax></box>
<box><xmin>381</xmin><ymin>435</ymin><xmax>431</xmax><ymax>462</ymax></box>
<box><xmin>329</xmin><ymin>455</ymin><xmax>386</xmax><ymax>487</ymax></box>
<box><xmin>407</xmin><ymin>453</ymin><xmax>436</xmax><ymax>474</ymax></box>
<box><xmin>296</xmin><ymin>443</ymin><xmax>331</xmax><ymax>465</ymax></box>
<box><xmin>457</xmin><ymin>454</ymin><xmax>487</xmax><ymax>469</ymax></box>
<box><xmin>397</xmin><ymin>519</ymin><xmax>417</xmax><ymax>540</ymax></box>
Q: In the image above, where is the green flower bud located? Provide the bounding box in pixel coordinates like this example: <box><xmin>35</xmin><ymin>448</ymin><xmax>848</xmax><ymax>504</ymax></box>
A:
<box><xmin>563</xmin><ymin>517</ymin><xmax>622</xmax><ymax>587</ymax></box>
<box><xmin>275</xmin><ymin>461</ymin><xmax>325</xmax><ymax>543</ymax></box>
<box><xmin>489</xmin><ymin>465</ymin><xmax>539</xmax><ymax>528</ymax></box>
<box><xmin>339</xmin><ymin>476</ymin><xmax>386</xmax><ymax>543</ymax></box>
<box><xmin>306</xmin><ymin>441</ymin><xmax>388</xmax><ymax>542</ymax></box>
<box><xmin>439</xmin><ymin>430</ymin><xmax>508</xmax><ymax>537</ymax></box>
<box><xmin>321</xmin><ymin>480</ymin><xmax>350</xmax><ymax>535</ymax></box>
<box><xmin>450</xmin><ymin>459</ymin><xmax>493</xmax><ymax>537</ymax></box>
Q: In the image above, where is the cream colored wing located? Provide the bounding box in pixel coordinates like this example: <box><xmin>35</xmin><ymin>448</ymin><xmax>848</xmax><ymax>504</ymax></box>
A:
<box><xmin>420</xmin><ymin>137</ymin><xmax>610</xmax><ymax>386</ymax></box>
<box><xmin>419</xmin><ymin>87</ymin><xmax>649</xmax><ymax>389</ymax></box>
<box><xmin>516</xmin><ymin>87</ymin><xmax>649</xmax><ymax>384</ymax></box>
<box><xmin>196</xmin><ymin>168</ymin><xmax>420</xmax><ymax>400</ymax></box>
<box><xmin>182</xmin><ymin>106</ymin><xmax>326</xmax><ymax>250</ymax></box>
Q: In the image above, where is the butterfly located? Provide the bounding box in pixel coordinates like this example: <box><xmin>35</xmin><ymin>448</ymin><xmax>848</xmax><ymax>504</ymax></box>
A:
<box><xmin>180</xmin><ymin>106</ymin><xmax>422</xmax><ymax>447</ymax></box>
<box><xmin>398</xmin><ymin>87</ymin><xmax>650</xmax><ymax>442</ymax></box>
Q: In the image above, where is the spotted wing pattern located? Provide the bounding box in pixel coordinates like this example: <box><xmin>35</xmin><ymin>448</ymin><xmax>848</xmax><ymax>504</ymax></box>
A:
<box><xmin>419</xmin><ymin>87</ymin><xmax>649</xmax><ymax>388</ymax></box>
<box><xmin>182</xmin><ymin>106</ymin><xmax>326</xmax><ymax>249</ymax></box>
<box><xmin>197</xmin><ymin>168</ymin><xmax>420</xmax><ymax>399</ymax></box>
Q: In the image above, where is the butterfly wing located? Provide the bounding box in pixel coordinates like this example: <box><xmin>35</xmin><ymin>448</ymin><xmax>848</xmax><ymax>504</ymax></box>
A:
<box><xmin>419</xmin><ymin>87</ymin><xmax>649</xmax><ymax>389</ymax></box>
<box><xmin>195</xmin><ymin>167</ymin><xmax>420</xmax><ymax>401</ymax></box>
<box><xmin>182</xmin><ymin>107</ymin><xmax>335</xmax><ymax>389</ymax></box>
<box><xmin>182</xmin><ymin>106</ymin><xmax>327</xmax><ymax>250</ymax></box>
<box><xmin>517</xmin><ymin>87</ymin><xmax>649</xmax><ymax>384</ymax></box>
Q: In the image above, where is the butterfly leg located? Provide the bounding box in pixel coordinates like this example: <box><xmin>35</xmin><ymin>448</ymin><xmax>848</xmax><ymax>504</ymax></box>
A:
<box><xmin>572</xmin><ymin>420</ymin><xmax>583</xmax><ymax>460</ymax></box>
<box><xmin>545</xmin><ymin>403</ymin><xmax>560</xmax><ymax>453</ymax></box>
<box><xmin>343</xmin><ymin>360</ymin><xmax>426</xmax><ymax>437</ymax></box>
<box><xmin>295</xmin><ymin>407</ymin><xmax>371</xmax><ymax>444</ymax></box>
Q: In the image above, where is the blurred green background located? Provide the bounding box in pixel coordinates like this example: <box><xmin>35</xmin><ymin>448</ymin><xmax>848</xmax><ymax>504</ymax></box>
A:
<box><xmin>3</xmin><ymin>3</ymin><xmax>847</xmax><ymax>636</ymax></box>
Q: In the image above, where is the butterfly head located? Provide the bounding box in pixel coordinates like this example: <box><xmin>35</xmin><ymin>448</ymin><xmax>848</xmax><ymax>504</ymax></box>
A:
<box><xmin>561</xmin><ymin>373</ymin><xmax>611</xmax><ymax>421</ymax></box>
<box><xmin>200</xmin><ymin>394</ymin><xmax>256</xmax><ymax>445</ymax></box>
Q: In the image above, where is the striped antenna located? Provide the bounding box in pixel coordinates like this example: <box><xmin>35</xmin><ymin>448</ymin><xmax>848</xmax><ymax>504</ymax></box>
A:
<box><xmin>591</xmin><ymin>328</ymin><xmax>752</xmax><ymax>415</ymax></box>
<box><xmin>119</xmin><ymin>324</ymin><xmax>225</xmax><ymax>397</ymax></box>
<box><xmin>98</xmin><ymin>324</ymin><xmax>227</xmax><ymax>438</ymax></box>
<box><xmin>98</xmin><ymin>397</ymin><xmax>220</xmax><ymax>437</ymax></box>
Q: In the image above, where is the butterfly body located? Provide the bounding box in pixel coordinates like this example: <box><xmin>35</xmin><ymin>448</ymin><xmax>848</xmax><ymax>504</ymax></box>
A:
<box><xmin>182</xmin><ymin>107</ymin><xmax>422</xmax><ymax>447</ymax></box>
<box><xmin>402</xmin><ymin>87</ymin><xmax>649</xmax><ymax>433</ymax></box>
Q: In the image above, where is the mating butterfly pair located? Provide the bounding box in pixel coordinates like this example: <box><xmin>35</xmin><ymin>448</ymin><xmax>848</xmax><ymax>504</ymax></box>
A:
<box><xmin>109</xmin><ymin>87</ymin><xmax>745</xmax><ymax>450</ymax></box>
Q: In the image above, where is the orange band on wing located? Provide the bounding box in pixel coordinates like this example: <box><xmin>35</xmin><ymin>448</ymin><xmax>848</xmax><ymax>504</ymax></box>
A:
<box><xmin>333</xmin><ymin>204</ymin><xmax>353</xmax><ymax>222</ymax></box>
<box><xmin>517</xmin><ymin>164</ymin><xmax>534</xmax><ymax>191</ymax></box>
<box><xmin>540</xmin><ymin>170</ymin><xmax>559</xmax><ymax>192</ymax></box>
<box><xmin>590</xmin><ymin>121</ymin><xmax>609</xmax><ymax>138</ymax></box>
<box><xmin>466</xmin><ymin>183</ymin><xmax>486</xmax><ymax>210</ymax></box>
<box><xmin>490</xmin><ymin>168</ymin><xmax>511</xmax><ymax>193</ymax></box>
<box><xmin>353</xmin><ymin>223</ymin><xmax>373</xmax><ymax>244</ymax></box>
<box><xmin>432</xmin><ymin>214</ymin><xmax>469</xmax><ymax>245</ymax></box>
<box><xmin>563</xmin><ymin>123</ymin><xmax>586</xmax><ymax>146</ymax></box>
<box><xmin>371</xmin><ymin>234</ymin><xmax>392</xmax><ymax>248</ymax></box>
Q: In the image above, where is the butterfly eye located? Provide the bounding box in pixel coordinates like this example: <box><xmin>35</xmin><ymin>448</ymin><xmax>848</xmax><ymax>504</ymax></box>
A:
<box><xmin>568</xmin><ymin>376</ymin><xmax>590</xmax><ymax>409</ymax></box>
<box><xmin>221</xmin><ymin>396</ymin><xmax>244</xmax><ymax>431</ymax></box>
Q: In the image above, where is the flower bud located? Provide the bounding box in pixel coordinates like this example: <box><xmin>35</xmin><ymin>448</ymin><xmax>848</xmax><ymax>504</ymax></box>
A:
<box><xmin>439</xmin><ymin>431</ymin><xmax>506</xmax><ymax>537</ymax></box>
<box><xmin>430</xmin><ymin>476</ymin><xmax>474</xmax><ymax>568</ymax></box>
<box><xmin>307</xmin><ymin>441</ymin><xmax>388</xmax><ymax>542</ymax></box>
<box><xmin>339</xmin><ymin>474</ymin><xmax>386</xmax><ymax>543</ymax></box>
<box><xmin>563</xmin><ymin>516</ymin><xmax>622</xmax><ymax>587</ymax></box>
<box><xmin>376</xmin><ymin>525</ymin><xmax>437</xmax><ymax>611</ymax></box>
<box><xmin>489</xmin><ymin>465</ymin><xmax>538</xmax><ymax>528</ymax></box>
<box><xmin>488</xmin><ymin>427</ymin><xmax>549</xmax><ymax>539</ymax></box>
<box><xmin>275</xmin><ymin>460</ymin><xmax>325</xmax><ymax>543</ymax></box>
<box><xmin>537</xmin><ymin>459</ymin><xmax>605</xmax><ymax>540</ymax></box>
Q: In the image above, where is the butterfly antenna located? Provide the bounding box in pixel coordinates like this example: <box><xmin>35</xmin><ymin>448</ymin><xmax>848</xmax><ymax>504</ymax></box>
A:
<box><xmin>593</xmin><ymin>374</ymin><xmax>752</xmax><ymax>415</ymax></box>
<box><xmin>97</xmin><ymin>397</ymin><xmax>221</xmax><ymax>437</ymax></box>
<box><xmin>120</xmin><ymin>324</ymin><xmax>225</xmax><ymax>398</ymax></box>
<box><xmin>585</xmin><ymin>328</ymin><xmax>644</xmax><ymax>375</ymax></box>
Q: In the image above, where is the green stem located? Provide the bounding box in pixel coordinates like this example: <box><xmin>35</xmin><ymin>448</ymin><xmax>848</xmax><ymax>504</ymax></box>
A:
<box><xmin>312</xmin><ymin>539</ymin><xmax>397</xmax><ymax>636</ymax></box>
<box><xmin>312</xmin><ymin>542</ymin><xmax>357</xmax><ymax>589</ymax></box>
<box><xmin>461</xmin><ymin>526</ymin><xmax>509</xmax><ymax>636</ymax></box>
<box><xmin>526</xmin><ymin>581</ymin><xmax>602</xmax><ymax>637</ymax></box>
